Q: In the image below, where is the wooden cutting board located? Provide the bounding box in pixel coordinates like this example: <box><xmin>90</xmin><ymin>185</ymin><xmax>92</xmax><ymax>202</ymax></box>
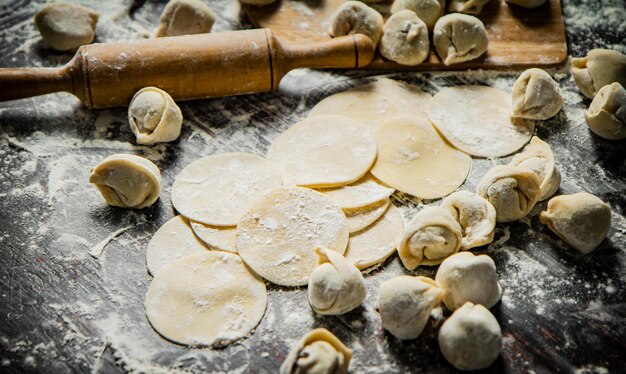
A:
<box><xmin>242</xmin><ymin>0</ymin><xmax>568</xmax><ymax>70</ymax></box>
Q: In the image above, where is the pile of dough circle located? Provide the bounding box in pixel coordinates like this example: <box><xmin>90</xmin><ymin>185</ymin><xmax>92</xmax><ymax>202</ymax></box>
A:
<box><xmin>170</xmin><ymin>153</ymin><xmax>283</xmax><ymax>226</ymax></box>
<box><xmin>308</xmin><ymin>78</ymin><xmax>432</xmax><ymax>132</ymax></box>
<box><xmin>236</xmin><ymin>186</ymin><xmax>349</xmax><ymax>286</ymax></box>
<box><xmin>428</xmin><ymin>86</ymin><xmax>535</xmax><ymax>158</ymax></box>
<box><xmin>190</xmin><ymin>221</ymin><xmax>237</xmax><ymax>253</ymax></box>
<box><xmin>316</xmin><ymin>173</ymin><xmax>395</xmax><ymax>209</ymax></box>
<box><xmin>345</xmin><ymin>198</ymin><xmax>391</xmax><ymax>233</ymax></box>
<box><xmin>267</xmin><ymin>115</ymin><xmax>377</xmax><ymax>188</ymax></box>
<box><xmin>144</xmin><ymin>251</ymin><xmax>267</xmax><ymax>347</ymax></box>
<box><xmin>370</xmin><ymin>116</ymin><xmax>471</xmax><ymax>199</ymax></box>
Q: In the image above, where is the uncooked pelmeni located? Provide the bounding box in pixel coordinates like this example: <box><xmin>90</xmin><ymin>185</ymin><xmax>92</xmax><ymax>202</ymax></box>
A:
<box><xmin>267</xmin><ymin>115</ymin><xmax>377</xmax><ymax>188</ymax></box>
<box><xmin>390</xmin><ymin>0</ymin><xmax>444</xmax><ymax>29</ymax></box>
<box><xmin>585</xmin><ymin>82</ymin><xmax>626</xmax><ymax>140</ymax></box>
<box><xmin>511</xmin><ymin>68</ymin><xmax>564</xmax><ymax>120</ymax></box>
<box><xmin>505</xmin><ymin>0</ymin><xmax>547</xmax><ymax>8</ymax></box>
<box><xmin>438</xmin><ymin>302</ymin><xmax>502</xmax><ymax>371</ymax></box>
<box><xmin>540</xmin><ymin>192</ymin><xmax>611</xmax><ymax>254</ymax></box>
<box><xmin>379</xmin><ymin>10</ymin><xmax>429</xmax><ymax>66</ymax></box>
<box><xmin>280</xmin><ymin>328</ymin><xmax>352</xmax><ymax>374</ymax></box>
<box><xmin>308</xmin><ymin>248</ymin><xmax>366</xmax><ymax>315</ymax></box>
<box><xmin>509</xmin><ymin>136</ymin><xmax>561</xmax><ymax>201</ymax></box>
<box><xmin>433</xmin><ymin>14</ymin><xmax>488</xmax><ymax>66</ymax></box>
<box><xmin>146</xmin><ymin>215</ymin><xmax>209</xmax><ymax>276</ymax></box>
<box><xmin>171</xmin><ymin>153</ymin><xmax>282</xmax><ymax>226</ymax></box>
<box><xmin>89</xmin><ymin>154</ymin><xmax>161</xmax><ymax>209</ymax></box>
<box><xmin>440</xmin><ymin>191</ymin><xmax>496</xmax><ymax>250</ymax></box>
<box><xmin>572</xmin><ymin>49</ymin><xmax>626</xmax><ymax>99</ymax></box>
<box><xmin>345</xmin><ymin>204</ymin><xmax>404</xmax><ymax>270</ymax></box>
<box><xmin>448</xmin><ymin>0</ymin><xmax>491</xmax><ymax>14</ymax></box>
<box><xmin>34</xmin><ymin>2</ymin><xmax>99</xmax><ymax>51</ymax></box>
<box><xmin>128</xmin><ymin>87</ymin><xmax>183</xmax><ymax>145</ymax></box>
<box><xmin>428</xmin><ymin>85</ymin><xmax>535</xmax><ymax>158</ymax></box>
<box><xmin>435</xmin><ymin>252</ymin><xmax>502</xmax><ymax>311</ymax></box>
<box><xmin>378</xmin><ymin>276</ymin><xmax>442</xmax><ymax>340</ymax></box>
<box><xmin>317</xmin><ymin>173</ymin><xmax>394</xmax><ymax>210</ymax></box>
<box><xmin>237</xmin><ymin>187</ymin><xmax>349</xmax><ymax>286</ymax></box>
<box><xmin>344</xmin><ymin>198</ymin><xmax>390</xmax><ymax>233</ymax></box>
<box><xmin>328</xmin><ymin>1</ymin><xmax>384</xmax><ymax>47</ymax></box>
<box><xmin>370</xmin><ymin>116</ymin><xmax>471</xmax><ymax>199</ymax></box>
<box><xmin>155</xmin><ymin>0</ymin><xmax>215</xmax><ymax>37</ymax></box>
<box><xmin>476</xmin><ymin>165</ymin><xmax>541</xmax><ymax>222</ymax></box>
<box><xmin>189</xmin><ymin>221</ymin><xmax>237</xmax><ymax>253</ymax></box>
<box><xmin>145</xmin><ymin>252</ymin><xmax>267</xmax><ymax>347</ymax></box>
<box><xmin>399</xmin><ymin>207</ymin><xmax>462</xmax><ymax>270</ymax></box>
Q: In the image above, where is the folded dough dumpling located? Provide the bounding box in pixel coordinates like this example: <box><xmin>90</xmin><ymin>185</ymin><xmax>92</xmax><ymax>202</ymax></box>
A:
<box><xmin>155</xmin><ymin>0</ymin><xmax>215</xmax><ymax>37</ymax></box>
<box><xmin>35</xmin><ymin>2</ymin><xmax>99</xmax><ymax>51</ymax></box>
<box><xmin>476</xmin><ymin>165</ymin><xmax>541</xmax><ymax>222</ymax></box>
<box><xmin>280</xmin><ymin>328</ymin><xmax>352</xmax><ymax>374</ymax></box>
<box><xmin>509</xmin><ymin>136</ymin><xmax>561</xmax><ymax>201</ymax></box>
<box><xmin>572</xmin><ymin>49</ymin><xmax>626</xmax><ymax>99</ymax></box>
<box><xmin>378</xmin><ymin>276</ymin><xmax>442</xmax><ymax>340</ymax></box>
<box><xmin>329</xmin><ymin>1</ymin><xmax>384</xmax><ymax>47</ymax></box>
<box><xmin>448</xmin><ymin>0</ymin><xmax>492</xmax><ymax>14</ymax></box>
<box><xmin>433</xmin><ymin>13</ymin><xmax>488</xmax><ymax>65</ymax></box>
<box><xmin>399</xmin><ymin>207</ymin><xmax>462</xmax><ymax>269</ymax></box>
<box><xmin>128</xmin><ymin>87</ymin><xmax>183</xmax><ymax>145</ymax></box>
<box><xmin>308</xmin><ymin>248</ymin><xmax>367</xmax><ymax>315</ymax></box>
<box><xmin>390</xmin><ymin>0</ymin><xmax>444</xmax><ymax>29</ymax></box>
<box><xmin>440</xmin><ymin>191</ymin><xmax>496</xmax><ymax>250</ymax></box>
<box><xmin>585</xmin><ymin>82</ymin><xmax>626</xmax><ymax>140</ymax></box>
<box><xmin>379</xmin><ymin>10</ymin><xmax>430</xmax><ymax>66</ymax></box>
<box><xmin>511</xmin><ymin>68</ymin><xmax>564</xmax><ymax>120</ymax></box>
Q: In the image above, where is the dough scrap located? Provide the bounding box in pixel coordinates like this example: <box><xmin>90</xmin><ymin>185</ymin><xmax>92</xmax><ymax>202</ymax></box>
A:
<box><xmin>379</xmin><ymin>10</ymin><xmax>430</xmax><ymax>66</ymax></box>
<box><xmin>128</xmin><ymin>87</ymin><xmax>183</xmax><ymax>145</ymax></box>
<box><xmin>391</xmin><ymin>0</ymin><xmax>444</xmax><ymax>29</ymax></box>
<box><xmin>317</xmin><ymin>173</ymin><xmax>394</xmax><ymax>210</ymax></box>
<box><xmin>370</xmin><ymin>115</ymin><xmax>471</xmax><ymax>199</ymax></box>
<box><xmin>346</xmin><ymin>204</ymin><xmax>404</xmax><ymax>270</ymax></box>
<box><xmin>433</xmin><ymin>14</ymin><xmax>488</xmax><ymax>66</ymax></box>
<box><xmin>280</xmin><ymin>328</ymin><xmax>352</xmax><ymax>374</ymax></box>
<box><xmin>171</xmin><ymin>153</ymin><xmax>283</xmax><ymax>226</ymax></box>
<box><xmin>511</xmin><ymin>68</ymin><xmax>564</xmax><ymax>120</ymax></box>
<box><xmin>89</xmin><ymin>154</ymin><xmax>161</xmax><ymax>209</ymax></box>
<box><xmin>540</xmin><ymin>192</ymin><xmax>611</xmax><ymax>254</ymax></box>
<box><xmin>428</xmin><ymin>85</ymin><xmax>535</xmax><ymax>158</ymax></box>
<box><xmin>344</xmin><ymin>198</ymin><xmax>390</xmax><ymax>233</ymax></box>
<box><xmin>267</xmin><ymin>115</ymin><xmax>377</xmax><ymax>188</ymax></box>
<box><xmin>190</xmin><ymin>221</ymin><xmax>237</xmax><ymax>253</ymax></box>
<box><xmin>505</xmin><ymin>0</ymin><xmax>547</xmax><ymax>8</ymax></box>
<box><xmin>237</xmin><ymin>187</ymin><xmax>349</xmax><ymax>286</ymax></box>
<box><xmin>440</xmin><ymin>191</ymin><xmax>496</xmax><ymax>250</ymax></box>
<box><xmin>328</xmin><ymin>1</ymin><xmax>384</xmax><ymax>47</ymax></box>
<box><xmin>144</xmin><ymin>252</ymin><xmax>267</xmax><ymax>347</ymax></box>
<box><xmin>448</xmin><ymin>0</ymin><xmax>492</xmax><ymax>14</ymax></box>
<box><xmin>509</xmin><ymin>136</ymin><xmax>561</xmax><ymax>201</ymax></box>
<box><xmin>155</xmin><ymin>0</ymin><xmax>215</xmax><ymax>37</ymax></box>
<box><xmin>146</xmin><ymin>215</ymin><xmax>209</xmax><ymax>276</ymax></box>
<box><xmin>585</xmin><ymin>82</ymin><xmax>626</xmax><ymax>140</ymax></box>
<box><xmin>572</xmin><ymin>49</ymin><xmax>626</xmax><ymax>99</ymax></box>
<box><xmin>35</xmin><ymin>2</ymin><xmax>99</xmax><ymax>51</ymax></box>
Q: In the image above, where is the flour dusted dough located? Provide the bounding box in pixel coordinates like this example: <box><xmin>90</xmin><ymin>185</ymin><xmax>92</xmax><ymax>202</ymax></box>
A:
<box><xmin>509</xmin><ymin>136</ymin><xmax>561</xmax><ymax>201</ymax></box>
<box><xmin>237</xmin><ymin>187</ymin><xmax>349</xmax><ymax>286</ymax></box>
<box><xmin>317</xmin><ymin>173</ymin><xmax>394</xmax><ymax>210</ymax></box>
<box><xmin>428</xmin><ymin>86</ymin><xmax>535</xmax><ymax>157</ymax></box>
<box><xmin>145</xmin><ymin>252</ymin><xmax>267</xmax><ymax>347</ymax></box>
<box><xmin>585</xmin><ymin>82</ymin><xmax>626</xmax><ymax>140</ymax></box>
<box><xmin>171</xmin><ymin>153</ymin><xmax>283</xmax><ymax>226</ymax></box>
<box><xmin>35</xmin><ymin>2</ymin><xmax>99</xmax><ymax>51</ymax></box>
<box><xmin>344</xmin><ymin>198</ymin><xmax>390</xmax><ymax>233</ymax></box>
<box><xmin>190</xmin><ymin>221</ymin><xmax>237</xmax><ymax>253</ymax></box>
<box><xmin>267</xmin><ymin>115</ymin><xmax>377</xmax><ymax>188</ymax></box>
<box><xmin>370</xmin><ymin>115</ymin><xmax>471</xmax><ymax>199</ymax></box>
<box><xmin>128</xmin><ymin>87</ymin><xmax>183</xmax><ymax>145</ymax></box>
<box><xmin>505</xmin><ymin>0</ymin><xmax>547</xmax><ymax>8</ymax></box>
<box><xmin>511</xmin><ymin>69</ymin><xmax>564</xmax><ymax>120</ymax></box>
<box><xmin>572</xmin><ymin>49</ymin><xmax>626</xmax><ymax>99</ymax></box>
<box><xmin>391</xmin><ymin>0</ymin><xmax>444</xmax><ymax>29</ymax></box>
<box><xmin>379</xmin><ymin>10</ymin><xmax>429</xmax><ymax>66</ymax></box>
<box><xmin>346</xmin><ymin>204</ymin><xmax>404</xmax><ymax>270</ymax></box>
<box><xmin>433</xmin><ymin>14</ymin><xmax>488</xmax><ymax>66</ymax></box>
<box><xmin>329</xmin><ymin>1</ymin><xmax>384</xmax><ymax>47</ymax></box>
<box><xmin>448</xmin><ymin>0</ymin><xmax>491</xmax><ymax>14</ymax></box>
<box><xmin>155</xmin><ymin>0</ymin><xmax>215</xmax><ymax>37</ymax></box>
<box><xmin>89</xmin><ymin>154</ymin><xmax>161</xmax><ymax>209</ymax></box>
<box><xmin>308</xmin><ymin>248</ymin><xmax>366</xmax><ymax>315</ymax></box>
<box><xmin>440</xmin><ymin>191</ymin><xmax>496</xmax><ymax>250</ymax></box>
<box><xmin>280</xmin><ymin>328</ymin><xmax>352</xmax><ymax>374</ymax></box>
<box><xmin>146</xmin><ymin>215</ymin><xmax>209</xmax><ymax>276</ymax></box>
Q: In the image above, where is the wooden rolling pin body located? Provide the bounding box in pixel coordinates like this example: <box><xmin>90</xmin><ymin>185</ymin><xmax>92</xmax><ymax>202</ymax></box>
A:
<box><xmin>0</xmin><ymin>29</ymin><xmax>374</xmax><ymax>108</ymax></box>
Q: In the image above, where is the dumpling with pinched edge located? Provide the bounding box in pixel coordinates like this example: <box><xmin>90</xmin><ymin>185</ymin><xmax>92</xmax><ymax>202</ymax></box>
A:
<box><xmin>379</xmin><ymin>10</ymin><xmax>430</xmax><ymax>66</ymax></box>
<box><xmin>585</xmin><ymin>82</ymin><xmax>626</xmax><ymax>140</ymax></box>
<box><xmin>34</xmin><ymin>2</ymin><xmax>99</xmax><ymax>51</ymax></box>
<box><xmin>433</xmin><ymin>14</ymin><xmax>488</xmax><ymax>66</ymax></box>
<box><xmin>155</xmin><ymin>0</ymin><xmax>215</xmax><ymax>37</ymax></box>
<box><xmin>572</xmin><ymin>49</ymin><xmax>626</xmax><ymax>99</ymax></box>
<box><xmin>509</xmin><ymin>136</ymin><xmax>561</xmax><ymax>201</ymax></box>
<box><xmin>128</xmin><ymin>87</ymin><xmax>183</xmax><ymax>145</ymax></box>
<box><xmin>511</xmin><ymin>68</ymin><xmax>564</xmax><ymax>120</ymax></box>
<box><xmin>440</xmin><ymin>191</ymin><xmax>496</xmax><ymax>250</ymax></box>
<box><xmin>329</xmin><ymin>1</ymin><xmax>384</xmax><ymax>47</ymax></box>
<box><xmin>280</xmin><ymin>328</ymin><xmax>352</xmax><ymax>374</ymax></box>
<box><xmin>390</xmin><ymin>0</ymin><xmax>444</xmax><ymax>30</ymax></box>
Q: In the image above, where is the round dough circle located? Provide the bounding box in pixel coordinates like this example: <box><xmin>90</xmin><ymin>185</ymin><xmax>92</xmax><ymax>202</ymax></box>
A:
<box><xmin>190</xmin><ymin>221</ymin><xmax>237</xmax><ymax>253</ymax></box>
<box><xmin>428</xmin><ymin>86</ymin><xmax>535</xmax><ymax>158</ymax></box>
<box><xmin>171</xmin><ymin>153</ymin><xmax>283</xmax><ymax>226</ymax></box>
<box><xmin>267</xmin><ymin>115</ymin><xmax>377</xmax><ymax>188</ymax></box>
<box><xmin>145</xmin><ymin>251</ymin><xmax>267</xmax><ymax>347</ymax></box>
<box><xmin>370</xmin><ymin>115</ymin><xmax>471</xmax><ymax>199</ymax></box>
<box><xmin>345</xmin><ymin>198</ymin><xmax>390</xmax><ymax>233</ymax></box>
<box><xmin>316</xmin><ymin>173</ymin><xmax>395</xmax><ymax>209</ymax></box>
<box><xmin>237</xmin><ymin>186</ymin><xmax>349</xmax><ymax>286</ymax></box>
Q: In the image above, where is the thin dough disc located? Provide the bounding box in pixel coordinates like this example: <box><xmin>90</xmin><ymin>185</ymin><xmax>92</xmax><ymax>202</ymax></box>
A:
<box><xmin>428</xmin><ymin>86</ymin><xmax>535</xmax><ymax>158</ymax></box>
<box><xmin>145</xmin><ymin>252</ymin><xmax>267</xmax><ymax>347</ymax></box>
<box><xmin>267</xmin><ymin>115</ymin><xmax>377</xmax><ymax>188</ymax></box>
<box><xmin>346</xmin><ymin>204</ymin><xmax>404</xmax><ymax>270</ymax></box>
<box><xmin>316</xmin><ymin>173</ymin><xmax>395</xmax><ymax>209</ymax></box>
<box><xmin>171</xmin><ymin>153</ymin><xmax>283</xmax><ymax>226</ymax></box>
<box><xmin>345</xmin><ymin>198</ymin><xmax>390</xmax><ymax>233</ymax></box>
<box><xmin>308</xmin><ymin>78</ymin><xmax>432</xmax><ymax>132</ymax></box>
<box><xmin>370</xmin><ymin>115</ymin><xmax>471</xmax><ymax>199</ymax></box>
<box><xmin>237</xmin><ymin>187</ymin><xmax>349</xmax><ymax>286</ymax></box>
<box><xmin>146</xmin><ymin>215</ymin><xmax>209</xmax><ymax>276</ymax></box>
<box><xmin>190</xmin><ymin>221</ymin><xmax>237</xmax><ymax>253</ymax></box>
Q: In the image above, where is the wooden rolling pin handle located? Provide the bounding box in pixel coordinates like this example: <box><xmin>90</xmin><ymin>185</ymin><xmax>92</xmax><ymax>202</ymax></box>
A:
<box><xmin>0</xmin><ymin>64</ymin><xmax>75</xmax><ymax>103</ymax></box>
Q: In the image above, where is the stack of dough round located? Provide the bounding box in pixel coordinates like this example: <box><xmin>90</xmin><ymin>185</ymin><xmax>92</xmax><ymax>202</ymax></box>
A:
<box><xmin>572</xmin><ymin>49</ymin><xmax>626</xmax><ymax>99</ymax></box>
<box><xmin>390</xmin><ymin>0</ymin><xmax>444</xmax><ymax>29</ymax></box>
<box><xmin>433</xmin><ymin>14</ymin><xmax>488</xmax><ymax>66</ymax></box>
<box><xmin>440</xmin><ymin>191</ymin><xmax>496</xmax><ymax>250</ymax></box>
<box><xmin>509</xmin><ymin>136</ymin><xmax>561</xmax><ymax>201</ymax></box>
<box><xmin>189</xmin><ymin>221</ymin><xmax>237</xmax><ymax>253</ymax></box>
<box><xmin>280</xmin><ymin>328</ymin><xmax>352</xmax><ymax>374</ymax></box>
<box><xmin>316</xmin><ymin>173</ymin><xmax>394</xmax><ymax>210</ymax></box>
<box><xmin>511</xmin><ymin>68</ymin><xmax>564</xmax><ymax>120</ymax></box>
<box><xmin>379</xmin><ymin>10</ymin><xmax>430</xmax><ymax>66</ymax></box>
<box><xmin>585</xmin><ymin>82</ymin><xmax>626</xmax><ymax>140</ymax></box>
<box><xmin>128</xmin><ymin>87</ymin><xmax>183</xmax><ymax>145</ymax></box>
<box><xmin>448</xmin><ymin>0</ymin><xmax>492</xmax><ymax>14</ymax></box>
<box><xmin>328</xmin><ymin>1</ymin><xmax>384</xmax><ymax>47</ymax></box>
<box><xmin>35</xmin><ymin>2</ymin><xmax>99</xmax><ymax>51</ymax></box>
<box><xmin>344</xmin><ymin>198</ymin><xmax>391</xmax><ymax>233</ymax></box>
<box><xmin>155</xmin><ymin>0</ymin><xmax>215</xmax><ymax>37</ymax></box>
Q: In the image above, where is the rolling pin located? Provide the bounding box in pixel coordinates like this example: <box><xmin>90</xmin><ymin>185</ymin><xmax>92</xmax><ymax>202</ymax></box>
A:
<box><xmin>0</xmin><ymin>29</ymin><xmax>374</xmax><ymax>108</ymax></box>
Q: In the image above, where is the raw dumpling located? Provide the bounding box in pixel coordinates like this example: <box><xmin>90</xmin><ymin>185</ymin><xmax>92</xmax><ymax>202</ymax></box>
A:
<box><xmin>128</xmin><ymin>87</ymin><xmax>183</xmax><ymax>145</ymax></box>
<box><xmin>34</xmin><ymin>2</ymin><xmax>99</xmax><ymax>51</ymax></box>
<box><xmin>379</xmin><ymin>10</ymin><xmax>429</xmax><ymax>66</ymax></box>
<box><xmin>438</xmin><ymin>302</ymin><xmax>502</xmax><ymax>371</ymax></box>
<box><xmin>155</xmin><ymin>0</ymin><xmax>215</xmax><ymax>37</ymax></box>
<box><xmin>509</xmin><ymin>136</ymin><xmax>561</xmax><ymax>201</ymax></box>
<box><xmin>378</xmin><ymin>276</ymin><xmax>442</xmax><ymax>340</ymax></box>
<box><xmin>476</xmin><ymin>165</ymin><xmax>541</xmax><ymax>222</ymax></box>
<box><xmin>540</xmin><ymin>192</ymin><xmax>611</xmax><ymax>254</ymax></box>
<box><xmin>505</xmin><ymin>0</ymin><xmax>547</xmax><ymax>8</ymax></box>
<box><xmin>399</xmin><ymin>207</ymin><xmax>462</xmax><ymax>269</ymax></box>
<box><xmin>280</xmin><ymin>328</ymin><xmax>352</xmax><ymax>374</ymax></box>
<box><xmin>448</xmin><ymin>0</ymin><xmax>491</xmax><ymax>14</ymax></box>
<box><xmin>572</xmin><ymin>49</ymin><xmax>626</xmax><ymax>99</ymax></box>
<box><xmin>433</xmin><ymin>13</ymin><xmax>488</xmax><ymax>65</ymax></box>
<box><xmin>390</xmin><ymin>0</ymin><xmax>444</xmax><ymax>29</ymax></box>
<box><xmin>440</xmin><ymin>191</ymin><xmax>496</xmax><ymax>250</ymax></box>
<box><xmin>435</xmin><ymin>252</ymin><xmax>502</xmax><ymax>311</ymax></box>
<box><xmin>89</xmin><ymin>154</ymin><xmax>161</xmax><ymax>209</ymax></box>
<box><xmin>308</xmin><ymin>248</ymin><xmax>366</xmax><ymax>315</ymax></box>
<box><xmin>329</xmin><ymin>1</ymin><xmax>384</xmax><ymax>47</ymax></box>
<box><xmin>511</xmin><ymin>68</ymin><xmax>564</xmax><ymax>120</ymax></box>
<box><xmin>585</xmin><ymin>82</ymin><xmax>626</xmax><ymax>140</ymax></box>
